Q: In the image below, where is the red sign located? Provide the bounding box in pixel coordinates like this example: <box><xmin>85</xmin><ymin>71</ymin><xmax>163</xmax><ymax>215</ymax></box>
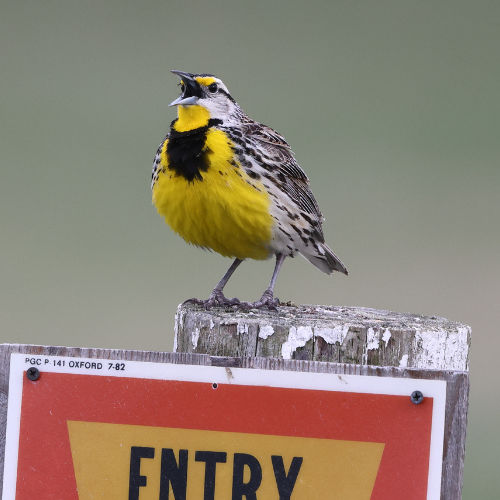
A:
<box><xmin>3</xmin><ymin>354</ymin><xmax>446</xmax><ymax>499</ymax></box>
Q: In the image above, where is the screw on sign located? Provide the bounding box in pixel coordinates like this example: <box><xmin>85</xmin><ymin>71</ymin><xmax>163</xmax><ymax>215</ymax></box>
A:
<box><xmin>26</xmin><ymin>367</ymin><xmax>40</xmax><ymax>381</ymax></box>
<box><xmin>411</xmin><ymin>390</ymin><xmax>424</xmax><ymax>405</ymax></box>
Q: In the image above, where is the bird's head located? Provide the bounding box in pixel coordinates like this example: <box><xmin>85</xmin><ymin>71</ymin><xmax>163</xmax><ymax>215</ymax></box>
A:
<box><xmin>169</xmin><ymin>70</ymin><xmax>239</xmax><ymax>129</ymax></box>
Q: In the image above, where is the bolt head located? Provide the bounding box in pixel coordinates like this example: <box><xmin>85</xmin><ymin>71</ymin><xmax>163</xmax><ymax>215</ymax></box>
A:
<box><xmin>410</xmin><ymin>390</ymin><xmax>424</xmax><ymax>404</ymax></box>
<box><xmin>26</xmin><ymin>367</ymin><xmax>40</xmax><ymax>381</ymax></box>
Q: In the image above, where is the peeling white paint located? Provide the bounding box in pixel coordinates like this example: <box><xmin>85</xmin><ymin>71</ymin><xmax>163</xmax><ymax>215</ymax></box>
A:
<box><xmin>258</xmin><ymin>325</ymin><xmax>274</xmax><ymax>339</ymax></box>
<box><xmin>314</xmin><ymin>324</ymin><xmax>349</xmax><ymax>345</ymax></box>
<box><xmin>237</xmin><ymin>322</ymin><xmax>248</xmax><ymax>335</ymax></box>
<box><xmin>176</xmin><ymin>303</ymin><xmax>470</xmax><ymax>371</ymax></box>
<box><xmin>366</xmin><ymin>327</ymin><xmax>379</xmax><ymax>350</ymax></box>
<box><xmin>413</xmin><ymin>330</ymin><xmax>445</xmax><ymax>369</ymax></box>
<box><xmin>191</xmin><ymin>328</ymin><xmax>200</xmax><ymax>349</ymax></box>
<box><xmin>173</xmin><ymin>306</ymin><xmax>186</xmax><ymax>353</ymax></box>
<box><xmin>382</xmin><ymin>329</ymin><xmax>392</xmax><ymax>345</ymax></box>
<box><xmin>456</xmin><ymin>326</ymin><xmax>471</xmax><ymax>370</ymax></box>
<box><xmin>413</xmin><ymin>327</ymin><xmax>469</xmax><ymax>370</ymax></box>
<box><xmin>173</xmin><ymin>322</ymin><xmax>178</xmax><ymax>353</ymax></box>
<box><xmin>399</xmin><ymin>354</ymin><xmax>408</xmax><ymax>368</ymax></box>
<box><xmin>281</xmin><ymin>326</ymin><xmax>314</xmax><ymax>359</ymax></box>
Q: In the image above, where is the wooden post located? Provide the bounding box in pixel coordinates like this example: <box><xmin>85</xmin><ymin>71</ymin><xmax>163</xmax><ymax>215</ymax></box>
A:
<box><xmin>174</xmin><ymin>303</ymin><xmax>470</xmax><ymax>370</ymax></box>
<box><xmin>174</xmin><ymin>302</ymin><xmax>471</xmax><ymax>498</ymax></box>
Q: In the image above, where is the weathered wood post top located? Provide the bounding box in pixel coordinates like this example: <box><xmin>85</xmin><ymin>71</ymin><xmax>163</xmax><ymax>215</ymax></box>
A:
<box><xmin>175</xmin><ymin>303</ymin><xmax>470</xmax><ymax>371</ymax></box>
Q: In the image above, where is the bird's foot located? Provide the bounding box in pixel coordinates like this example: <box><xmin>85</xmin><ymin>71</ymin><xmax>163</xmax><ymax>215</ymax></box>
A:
<box><xmin>183</xmin><ymin>290</ymin><xmax>240</xmax><ymax>310</ymax></box>
<box><xmin>240</xmin><ymin>290</ymin><xmax>280</xmax><ymax>311</ymax></box>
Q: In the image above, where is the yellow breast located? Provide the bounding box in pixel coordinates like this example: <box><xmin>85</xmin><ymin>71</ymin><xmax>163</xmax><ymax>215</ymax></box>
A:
<box><xmin>152</xmin><ymin>128</ymin><xmax>273</xmax><ymax>260</ymax></box>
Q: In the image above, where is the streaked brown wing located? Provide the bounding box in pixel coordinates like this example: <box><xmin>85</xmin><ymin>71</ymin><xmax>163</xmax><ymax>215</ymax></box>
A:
<box><xmin>241</xmin><ymin>121</ymin><xmax>325</xmax><ymax>237</ymax></box>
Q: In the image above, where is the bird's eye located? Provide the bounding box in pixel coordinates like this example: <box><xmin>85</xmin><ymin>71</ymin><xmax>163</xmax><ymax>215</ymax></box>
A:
<box><xmin>208</xmin><ymin>83</ymin><xmax>218</xmax><ymax>93</ymax></box>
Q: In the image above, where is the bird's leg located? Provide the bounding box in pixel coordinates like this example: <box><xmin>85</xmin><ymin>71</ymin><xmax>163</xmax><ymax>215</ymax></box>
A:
<box><xmin>184</xmin><ymin>258</ymin><xmax>243</xmax><ymax>309</ymax></box>
<box><xmin>241</xmin><ymin>254</ymin><xmax>286</xmax><ymax>310</ymax></box>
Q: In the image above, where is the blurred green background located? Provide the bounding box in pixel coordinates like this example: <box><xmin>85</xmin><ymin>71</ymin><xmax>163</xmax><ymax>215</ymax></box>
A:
<box><xmin>1</xmin><ymin>0</ymin><xmax>498</xmax><ymax>496</ymax></box>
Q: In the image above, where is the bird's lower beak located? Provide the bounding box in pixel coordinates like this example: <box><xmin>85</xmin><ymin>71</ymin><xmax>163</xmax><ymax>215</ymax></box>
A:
<box><xmin>169</xmin><ymin>70</ymin><xmax>202</xmax><ymax>107</ymax></box>
<box><xmin>169</xmin><ymin>95</ymin><xmax>199</xmax><ymax>107</ymax></box>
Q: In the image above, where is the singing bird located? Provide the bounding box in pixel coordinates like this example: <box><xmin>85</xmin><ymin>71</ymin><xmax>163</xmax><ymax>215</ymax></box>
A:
<box><xmin>152</xmin><ymin>71</ymin><xmax>347</xmax><ymax>308</ymax></box>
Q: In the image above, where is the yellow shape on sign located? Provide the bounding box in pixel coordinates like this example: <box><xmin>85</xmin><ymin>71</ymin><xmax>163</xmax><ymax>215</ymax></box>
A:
<box><xmin>67</xmin><ymin>421</ymin><xmax>384</xmax><ymax>499</ymax></box>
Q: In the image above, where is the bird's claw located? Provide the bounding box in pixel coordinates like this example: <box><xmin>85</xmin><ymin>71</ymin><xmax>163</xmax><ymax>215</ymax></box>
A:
<box><xmin>183</xmin><ymin>291</ymin><xmax>241</xmax><ymax>310</ymax></box>
<box><xmin>239</xmin><ymin>290</ymin><xmax>280</xmax><ymax>311</ymax></box>
<box><xmin>184</xmin><ymin>290</ymin><xmax>281</xmax><ymax>311</ymax></box>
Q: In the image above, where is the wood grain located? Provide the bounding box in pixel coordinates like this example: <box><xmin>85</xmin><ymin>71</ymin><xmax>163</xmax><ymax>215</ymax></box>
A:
<box><xmin>174</xmin><ymin>302</ymin><xmax>471</xmax><ymax>370</ymax></box>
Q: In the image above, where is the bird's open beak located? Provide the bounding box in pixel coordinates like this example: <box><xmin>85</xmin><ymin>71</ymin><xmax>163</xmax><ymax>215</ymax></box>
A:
<box><xmin>169</xmin><ymin>70</ymin><xmax>202</xmax><ymax>107</ymax></box>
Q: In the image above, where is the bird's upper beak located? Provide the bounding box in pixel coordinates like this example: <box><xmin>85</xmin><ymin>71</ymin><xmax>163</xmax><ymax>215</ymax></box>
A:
<box><xmin>169</xmin><ymin>70</ymin><xmax>202</xmax><ymax>106</ymax></box>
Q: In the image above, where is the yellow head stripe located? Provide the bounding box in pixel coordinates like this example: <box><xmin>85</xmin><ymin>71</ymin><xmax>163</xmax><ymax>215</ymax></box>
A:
<box><xmin>195</xmin><ymin>76</ymin><xmax>216</xmax><ymax>86</ymax></box>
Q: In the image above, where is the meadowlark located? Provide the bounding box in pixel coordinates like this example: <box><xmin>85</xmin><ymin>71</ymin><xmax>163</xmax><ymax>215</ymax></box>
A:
<box><xmin>152</xmin><ymin>70</ymin><xmax>347</xmax><ymax>309</ymax></box>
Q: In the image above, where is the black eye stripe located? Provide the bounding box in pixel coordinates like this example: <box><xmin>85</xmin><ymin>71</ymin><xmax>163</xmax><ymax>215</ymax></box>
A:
<box><xmin>218</xmin><ymin>88</ymin><xmax>236</xmax><ymax>103</ymax></box>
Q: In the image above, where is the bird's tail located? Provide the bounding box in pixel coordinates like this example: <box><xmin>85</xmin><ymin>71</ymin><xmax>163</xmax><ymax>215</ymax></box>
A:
<box><xmin>301</xmin><ymin>243</ymin><xmax>348</xmax><ymax>276</ymax></box>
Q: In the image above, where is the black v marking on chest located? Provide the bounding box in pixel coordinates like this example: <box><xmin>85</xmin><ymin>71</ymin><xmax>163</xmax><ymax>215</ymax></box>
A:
<box><xmin>167</xmin><ymin>118</ymin><xmax>223</xmax><ymax>182</ymax></box>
